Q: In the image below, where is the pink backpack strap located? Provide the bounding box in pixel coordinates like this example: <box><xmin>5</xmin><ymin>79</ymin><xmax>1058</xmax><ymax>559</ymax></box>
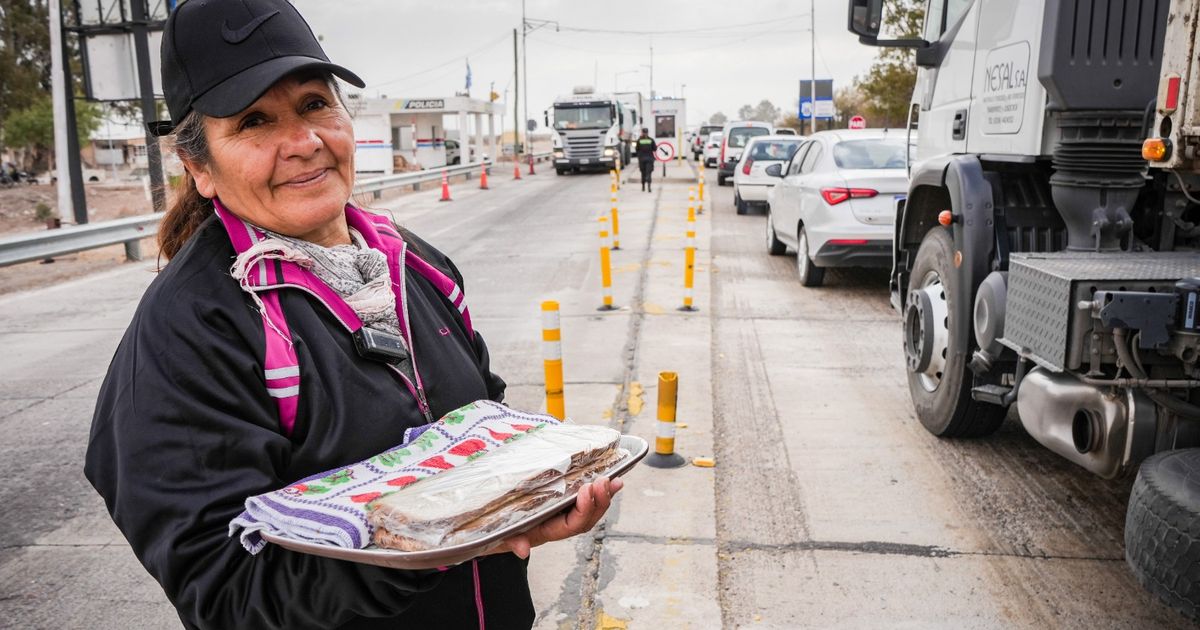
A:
<box><xmin>214</xmin><ymin>202</ymin><xmax>310</xmax><ymax>437</ymax></box>
<box><xmin>259</xmin><ymin>290</ymin><xmax>301</xmax><ymax>436</ymax></box>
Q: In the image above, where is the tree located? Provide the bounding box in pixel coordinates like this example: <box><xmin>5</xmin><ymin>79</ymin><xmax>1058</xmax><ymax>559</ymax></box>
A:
<box><xmin>854</xmin><ymin>0</ymin><xmax>924</xmax><ymax>128</ymax></box>
<box><xmin>5</xmin><ymin>94</ymin><xmax>100</xmax><ymax>151</ymax></box>
<box><xmin>751</xmin><ymin>100</ymin><xmax>781</xmax><ymax>125</ymax></box>
<box><xmin>0</xmin><ymin>0</ymin><xmax>52</xmax><ymax>131</ymax></box>
<box><xmin>833</xmin><ymin>86</ymin><xmax>869</xmax><ymax>127</ymax></box>
<box><xmin>709</xmin><ymin>111</ymin><xmax>727</xmax><ymax>125</ymax></box>
<box><xmin>736</xmin><ymin>104</ymin><xmax>755</xmax><ymax>121</ymax></box>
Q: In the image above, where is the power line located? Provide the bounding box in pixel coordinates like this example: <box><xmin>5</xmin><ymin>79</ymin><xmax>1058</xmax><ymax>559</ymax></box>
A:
<box><xmin>370</xmin><ymin>33</ymin><xmax>510</xmax><ymax>90</ymax></box>
<box><xmin>554</xmin><ymin>13</ymin><xmax>810</xmax><ymax>36</ymax></box>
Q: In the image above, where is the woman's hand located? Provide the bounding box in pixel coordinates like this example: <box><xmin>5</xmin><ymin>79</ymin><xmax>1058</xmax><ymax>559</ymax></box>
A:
<box><xmin>488</xmin><ymin>476</ymin><xmax>624</xmax><ymax>559</ymax></box>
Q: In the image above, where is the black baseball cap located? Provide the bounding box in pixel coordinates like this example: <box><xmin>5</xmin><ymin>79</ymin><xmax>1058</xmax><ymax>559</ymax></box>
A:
<box><xmin>149</xmin><ymin>0</ymin><xmax>365</xmax><ymax>136</ymax></box>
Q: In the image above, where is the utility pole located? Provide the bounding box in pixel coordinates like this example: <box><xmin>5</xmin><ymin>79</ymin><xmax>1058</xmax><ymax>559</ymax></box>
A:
<box><xmin>131</xmin><ymin>0</ymin><xmax>166</xmax><ymax>213</ymax></box>
<box><xmin>649</xmin><ymin>44</ymin><xmax>655</xmax><ymax>101</ymax></box>
<box><xmin>810</xmin><ymin>0</ymin><xmax>817</xmax><ymax>133</ymax></box>
<box><xmin>521</xmin><ymin>0</ymin><xmax>528</xmax><ymax>156</ymax></box>
<box><xmin>513</xmin><ymin>28</ymin><xmax>520</xmax><ymax>157</ymax></box>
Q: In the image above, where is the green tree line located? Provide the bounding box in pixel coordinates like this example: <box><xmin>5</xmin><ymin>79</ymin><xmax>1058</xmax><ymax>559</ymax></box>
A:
<box><xmin>1</xmin><ymin>0</ymin><xmax>100</xmax><ymax>171</ymax></box>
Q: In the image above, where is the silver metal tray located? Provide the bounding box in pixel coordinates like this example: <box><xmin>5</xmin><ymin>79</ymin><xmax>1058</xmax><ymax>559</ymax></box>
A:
<box><xmin>262</xmin><ymin>434</ymin><xmax>648</xmax><ymax>569</ymax></box>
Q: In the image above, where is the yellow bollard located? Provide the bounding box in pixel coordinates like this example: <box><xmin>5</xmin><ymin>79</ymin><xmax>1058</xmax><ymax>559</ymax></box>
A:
<box><xmin>698</xmin><ymin>173</ymin><xmax>705</xmax><ymax>215</ymax></box>
<box><xmin>598</xmin><ymin>216</ymin><xmax>615</xmax><ymax>311</ymax></box>
<box><xmin>647</xmin><ymin>371</ymin><xmax>686</xmax><ymax>468</ymax></box>
<box><xmin>610</xmin><ymin>190</ymin><xmax>621</xmax><ymax>250</ymax></box>
<box><xmin>680</xmin><ymin>188</ymin><xmax>698</xmax><ymax>312</ymax></box>
<box><xmin>541</xmin><ymin>301</ymin><xmax>566</xmax><ymax>420</ymax></box>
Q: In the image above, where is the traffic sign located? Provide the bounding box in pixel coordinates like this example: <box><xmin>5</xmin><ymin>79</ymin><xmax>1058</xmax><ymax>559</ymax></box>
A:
<box><xmin>849</xmin><ymin>115</ymin><xmax>867</xmax><ymax>130</ymax></box>
<box><xmin>655</xmin><ymin>141</ymin><xmax>676</xmax><ymax>162</ymax></box>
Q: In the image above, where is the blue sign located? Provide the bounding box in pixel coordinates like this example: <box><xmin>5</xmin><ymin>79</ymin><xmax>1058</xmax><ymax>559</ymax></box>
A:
<box><xmin>799</xmin><ymin>79</ymin><xmax>834</xmax><ymax>120</ymax></box>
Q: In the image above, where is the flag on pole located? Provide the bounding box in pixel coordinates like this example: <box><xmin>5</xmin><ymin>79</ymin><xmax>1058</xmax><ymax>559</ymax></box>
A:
<box><xmin>465</xmin><ymin>59</ymin><xmax>472</xmax><ymax>92</ymax></box>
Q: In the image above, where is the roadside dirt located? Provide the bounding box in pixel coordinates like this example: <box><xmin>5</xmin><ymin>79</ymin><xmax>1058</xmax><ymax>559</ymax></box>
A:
<box><xmin>0</xmin><ymin>183</ymin><xmax>159</xmax><ymax>298</ymax></box>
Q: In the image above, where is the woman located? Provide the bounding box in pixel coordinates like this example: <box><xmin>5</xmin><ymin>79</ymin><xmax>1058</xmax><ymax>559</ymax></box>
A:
<box><xmin>84</xmin><ymin>1</ymin><xmax>620</xmax><ymax>628</ymax></box>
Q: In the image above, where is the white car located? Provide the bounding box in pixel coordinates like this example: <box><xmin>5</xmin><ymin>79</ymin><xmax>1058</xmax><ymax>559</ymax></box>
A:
<box><xmin>763</xmin><ymin>130</ymin><xmax>909</xmax><ymax>287</ymax></box>
<box><xmin>732</xmin><ymin>135</ymin><xmax>804</xmax><ymax>215</ymax></box>
<box><xmin>716</xmin><ymin>120</ymin><xmax>774</xmax><ymax>186</ymax></box>
<box><xmin>703</xmin><ymin>131</ymin><xmax>724</xmax><ymax>167</ymax></box>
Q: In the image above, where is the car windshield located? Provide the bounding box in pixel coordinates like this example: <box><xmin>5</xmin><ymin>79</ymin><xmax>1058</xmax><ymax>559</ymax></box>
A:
<box><xmin>748</xmin><ymin>140</ymin><xmax>801</xmax><ymax>161</ymax></box>
<box><xmin>553</xmin><ymin>105</ymin><xmax>613</xmax><ymax>130</ymax></box>
<box><xmin>727</xmin><ymin>127</ymin><xmax>771</xmax><ymax>148</ymax></box>
<box><xmin>707</xmin><ymin>134</ymin><xmax>723</xmax><ymax>147</ymax></box>
<box><xmin>832</xmin><ymin>138</ymin><xmax>908</xmax><ymax>169</ymax></box>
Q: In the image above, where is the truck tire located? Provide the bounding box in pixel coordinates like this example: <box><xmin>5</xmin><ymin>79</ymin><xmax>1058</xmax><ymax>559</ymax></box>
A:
<box><xmin>904</xmin><ymin>228</ymin><xmax>1005</xmax><ymax>438</ymax></box>
<box><xmin>1126</xmin><ymin>449</ymin><xmax>1200</xmax><ymax>622</ymax></box>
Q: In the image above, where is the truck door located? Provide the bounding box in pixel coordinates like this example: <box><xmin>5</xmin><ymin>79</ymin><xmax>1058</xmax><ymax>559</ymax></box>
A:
<box><xmin>914</xmin><ymin>0</ymin><xmax>980</xmax><ymax>162</ymax></box>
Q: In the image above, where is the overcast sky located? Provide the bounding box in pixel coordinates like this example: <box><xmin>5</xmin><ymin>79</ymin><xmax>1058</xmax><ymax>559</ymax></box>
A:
<box><xmin>292</xmin><ymin>0</ymin><xmax>880</xmax><ymax>130</ymax></box>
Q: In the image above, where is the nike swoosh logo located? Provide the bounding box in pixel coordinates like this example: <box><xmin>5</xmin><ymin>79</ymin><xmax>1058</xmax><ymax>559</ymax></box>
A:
<box><xmin>221</xmin><ymin>10</ymin><xmax>280</xmax><ymax>44</ymax></box>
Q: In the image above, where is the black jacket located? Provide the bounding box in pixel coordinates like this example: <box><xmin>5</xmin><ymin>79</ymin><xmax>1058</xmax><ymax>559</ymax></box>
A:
<box><xmin>85</xmin><ymin>214</ymin><xmax>535</xmax><ymax>629</ymax></box>
<box><xmin>635</xmin><ymin>135</ymin><xmax>657</xmax><ymax>163</ymax></box>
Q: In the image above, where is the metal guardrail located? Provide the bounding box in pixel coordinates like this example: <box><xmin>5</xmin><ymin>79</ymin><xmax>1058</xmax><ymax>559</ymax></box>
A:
<box><xmin>0</xmin><ymin>213</ymin><xmax>160</xmax><ymax>267</ymax></box>
<box><xmin>0</xmin><ymin>153</ymin><xmax>555</xmax><ymax>268</ymax></box>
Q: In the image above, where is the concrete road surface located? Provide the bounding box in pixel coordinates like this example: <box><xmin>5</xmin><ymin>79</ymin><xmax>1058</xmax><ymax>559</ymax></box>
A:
<box><xmin>0</xmin><ymin>158</ymin><xmax>1190</xmax><ymax>628</ymax></box>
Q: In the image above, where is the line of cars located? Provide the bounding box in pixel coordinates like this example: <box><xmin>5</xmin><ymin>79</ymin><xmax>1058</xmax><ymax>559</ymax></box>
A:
<box><xmin>718</xmin><ymin>124</ymin><xmax>909</xmax><ymax>288</ymax></box>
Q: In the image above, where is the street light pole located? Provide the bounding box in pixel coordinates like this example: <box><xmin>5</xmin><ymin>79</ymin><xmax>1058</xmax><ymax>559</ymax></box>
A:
<box><xmin>810</xmin><ymin>0</ymin><xmax>817</xmax><ymax>133</ymax></box>
<box><xmin>521</xmin><ymin>0</ymin><xmax>528</xmax><ymax>156</ymax></box>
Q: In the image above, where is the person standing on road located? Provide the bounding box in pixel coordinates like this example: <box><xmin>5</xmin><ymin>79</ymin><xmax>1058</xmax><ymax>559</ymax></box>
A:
<box><xmin>635</xmin><ymin>127</ymin><xmax>657</xmax><ymax>192</ymax></box>
<box><xmin>83</xmin><ymin>1</ymin><xmax>621</xmax><ymax>629</ymax></box>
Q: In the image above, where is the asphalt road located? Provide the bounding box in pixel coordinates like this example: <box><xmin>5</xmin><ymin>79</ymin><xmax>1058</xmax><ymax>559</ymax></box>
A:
<box><xmin>0</xmin><ymin>158</ymin><xmax>1192</xmax><ymax>628</ymax></box>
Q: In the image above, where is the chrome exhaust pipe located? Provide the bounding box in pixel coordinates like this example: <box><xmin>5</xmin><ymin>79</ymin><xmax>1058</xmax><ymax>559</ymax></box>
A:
<box><xmin>1016</xmin><ymin>368</ymin><xmax>1156</xmax><ymax>479</ymax></box>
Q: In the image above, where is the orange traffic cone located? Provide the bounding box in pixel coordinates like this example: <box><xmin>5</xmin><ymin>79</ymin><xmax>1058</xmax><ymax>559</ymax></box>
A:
<box><xmin>513</xmin><ymin>160</ymin><xmax>522</xmax><ymax>180</ymax></box>
<box><xmin>439</xmin><ymin>169</ymin><xmax>452</xmax><ymax>202</ymax></box>
<box><xmin>479</xmin><ymin>167</ymin><xmax>490</xmax><ymax>190</ymax></box>
<box><xmin>527</xmin><ymin>153</ymin><xmax>536</xmax><ymax>175</ymax></box>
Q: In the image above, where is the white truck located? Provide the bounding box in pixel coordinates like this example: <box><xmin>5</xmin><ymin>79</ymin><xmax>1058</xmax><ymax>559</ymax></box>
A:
<box><xmin>849</xmin><ymin>0</ymin><xmax>1200</xmax><ymax>618</ymax></box>
<box><xmin>546</xmin><ymin>87</ymin><xmax>633</xmax><ymax>175</ymax></box>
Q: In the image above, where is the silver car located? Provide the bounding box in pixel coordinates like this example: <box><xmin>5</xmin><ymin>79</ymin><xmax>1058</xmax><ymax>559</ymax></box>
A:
<box><xmin>764</xmin><ymin>130</ymin><xmax>910</xmax><ymax>287</ymax></box>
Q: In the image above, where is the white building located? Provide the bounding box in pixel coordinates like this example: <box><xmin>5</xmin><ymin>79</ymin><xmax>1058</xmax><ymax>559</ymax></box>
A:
<box><xmin>348</xmin><ymin>95</ymin><xmax>502</xmax><ymax>175</ymax></box>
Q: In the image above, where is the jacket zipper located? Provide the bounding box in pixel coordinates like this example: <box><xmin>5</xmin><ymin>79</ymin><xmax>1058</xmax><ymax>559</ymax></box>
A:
<box><xmin>393</xmin><ymin>240</ymin><xmax>434</xmax><ymax>423</ymax></box>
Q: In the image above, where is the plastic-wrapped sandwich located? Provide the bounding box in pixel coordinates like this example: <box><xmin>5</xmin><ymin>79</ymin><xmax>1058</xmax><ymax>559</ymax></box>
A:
<box><xmin>368</xmin><ymin>423</ymin><xmax>625</xmax><ymax>551</ymax></box>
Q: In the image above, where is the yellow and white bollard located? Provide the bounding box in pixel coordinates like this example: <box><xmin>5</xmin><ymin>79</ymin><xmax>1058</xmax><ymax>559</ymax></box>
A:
<box><xmin>541</xmin><ymin>301</ymin><xmax>566</xmax><ymax>420</ymax></box>
<box><xmin>647</xmin><ymin>371</ymin><xmax>686</xmax><ymax>468</ymax></box>
<box><xmin>697</xmin><ymin>171</ymin><xmax>706</xmax><ymax>215</ymax></box>
<box><xmin>610</xmin><ymin>187</ymin><xmax>621</xmax><ymax>250</ymax></box>
<box><xmin>680</xmin><ymin>188</ymin><xmax>698</xmax><ymax>312</ymax></box>
<box><xmin>598</xmin><ymin>216</ymin><xmax>616</xmax><ymax>311</ymax></box>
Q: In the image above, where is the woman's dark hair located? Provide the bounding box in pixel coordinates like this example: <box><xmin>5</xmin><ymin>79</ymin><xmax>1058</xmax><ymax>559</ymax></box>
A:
<box><xmin>158</xmin><ymin>110</ymin><xmax>212</xmax><ymax>261</ymax></box>
<box><xmin>157</xmin><ymin>71</ymin><xmax>345</xmax><ymax>262</ymax></box>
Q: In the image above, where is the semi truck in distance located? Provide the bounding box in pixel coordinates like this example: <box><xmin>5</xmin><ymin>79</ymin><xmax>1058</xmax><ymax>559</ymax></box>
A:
<box><xmin>547</xmin><ymin>87</ymin><xmax>634</xmax><ymax>174</ymax></box>
<box><xmin>848</xmin><ymin>0</ymin><xmax>1200</xmax><ymax>618</ymax></box>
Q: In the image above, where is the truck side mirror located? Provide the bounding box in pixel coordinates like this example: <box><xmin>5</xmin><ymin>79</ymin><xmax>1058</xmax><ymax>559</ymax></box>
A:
<box><xmin>847</xmin><ymin>0</ymin><xmax>883</xmax><ymax>41</ymax></box>
<box><xmin>765</xmin><ymin>163</ymin><xmax>783</xmax><ymax>178</ymax></box>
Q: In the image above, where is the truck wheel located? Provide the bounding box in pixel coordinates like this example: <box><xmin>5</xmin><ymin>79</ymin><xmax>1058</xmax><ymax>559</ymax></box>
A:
<box><xmin>796</xmin><ymin>227</ymin><xmax>824</xmax><ymax>287</ymax></box>
<box><xmin>1126</xmin><ymin>449</ymin><xmax>1200</xmax><ymax>622</ymax></box>
<box><xmin>904</xmin><ymin>228</ymin><xmax>1005</xmax><ymax>437</ymax></box>
<box><xmin>765</xmin><ymin>207</ymin><xmax>786</xmax><ymax>255</ymax></box>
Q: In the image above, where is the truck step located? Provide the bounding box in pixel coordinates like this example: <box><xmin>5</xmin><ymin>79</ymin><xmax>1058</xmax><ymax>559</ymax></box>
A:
<box><xmin>971</xmin><ymin>384</ymin><xmax>1012</xmax><ymax>406</ymax></box>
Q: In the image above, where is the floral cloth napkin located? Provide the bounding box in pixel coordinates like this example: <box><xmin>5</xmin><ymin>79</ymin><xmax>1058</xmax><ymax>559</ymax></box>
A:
<box><xmin>229</xmin><ymin>400</ymin><xmax>555</xmax><ymax>554</ymax></box>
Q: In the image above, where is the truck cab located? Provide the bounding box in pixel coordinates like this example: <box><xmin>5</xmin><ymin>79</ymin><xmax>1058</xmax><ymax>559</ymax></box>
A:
<box><xmin>548</xmin><ymin>88</ymin><xmax>630</xmax><ymax>175</ymax></box>
<box><xmin>849</xmin><ymin>0</ymin><xmax>1200</xmax><ymax>618</ymax></box>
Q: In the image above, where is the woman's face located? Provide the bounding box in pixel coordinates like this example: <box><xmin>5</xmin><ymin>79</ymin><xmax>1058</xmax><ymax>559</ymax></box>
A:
<box><xmin>188</xmin><ymin>74</ymin><xmax>355</xmax><ymax>246</ymax></box>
